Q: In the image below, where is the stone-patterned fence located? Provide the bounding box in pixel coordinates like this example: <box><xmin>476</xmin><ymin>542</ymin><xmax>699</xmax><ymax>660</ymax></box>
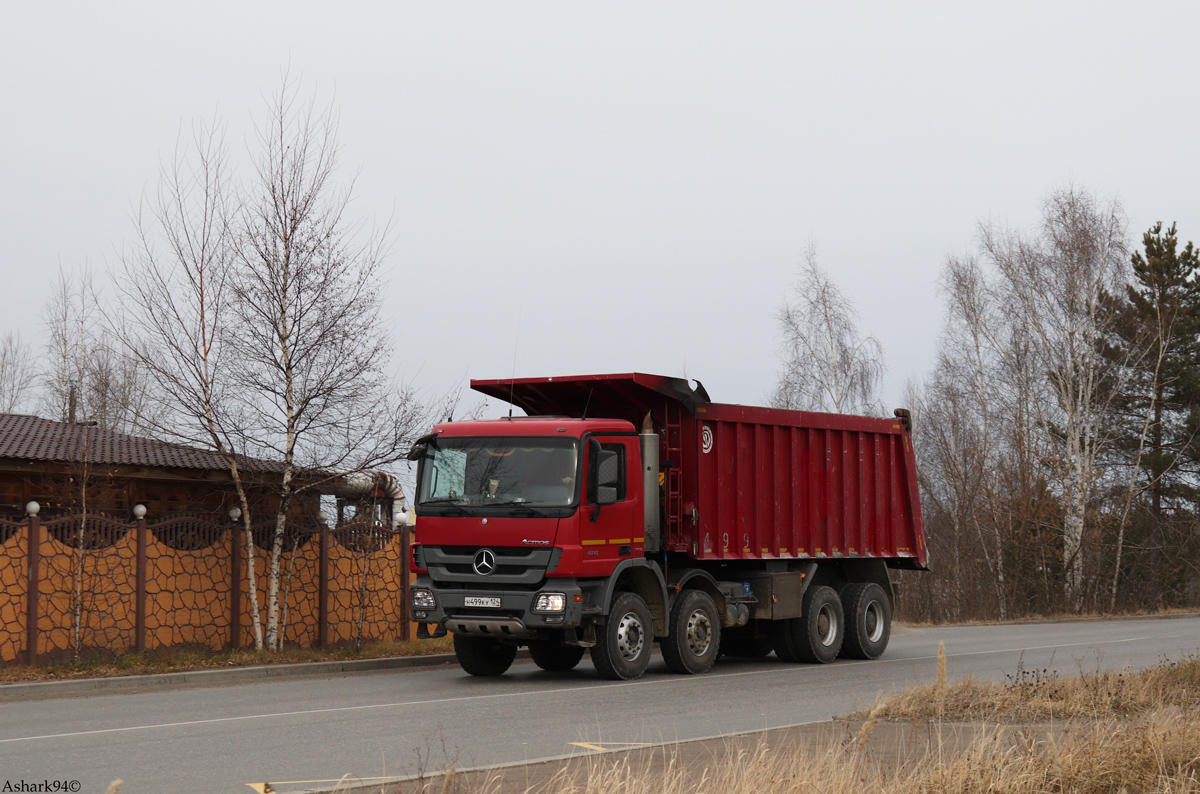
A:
<box><xmin>0</xmin><ymin>511</ymin><xmax>411</xmax><ymax>664</ymax></box>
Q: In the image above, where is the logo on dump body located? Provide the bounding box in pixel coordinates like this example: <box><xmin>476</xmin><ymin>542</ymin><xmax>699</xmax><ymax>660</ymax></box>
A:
<box><xmin>701</xmin><ymin>425</ymin><xmax>714</xmax><ymax>454</ymax></box>
<box><xmin>473</xmin><ymin>548</ymin><xmax>496</xmax><ymax>576</ymax></box>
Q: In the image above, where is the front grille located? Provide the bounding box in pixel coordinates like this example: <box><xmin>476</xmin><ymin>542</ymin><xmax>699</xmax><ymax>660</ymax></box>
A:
<box><xmin>424</xmin><ymin>545</ymin><xmax>553</xmax><ymax>586</ymax></box>
<box><xmin>443</xmin><ymin>563</ymin><xmax>531</xmax><ymax>577</ymax></box>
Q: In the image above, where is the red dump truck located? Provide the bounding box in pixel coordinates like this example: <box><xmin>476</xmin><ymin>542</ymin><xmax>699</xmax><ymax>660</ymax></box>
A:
<box><xmin>408</xmin><ymin>373</ymin><xmax>927</xmax><ymax>680</ymax></box>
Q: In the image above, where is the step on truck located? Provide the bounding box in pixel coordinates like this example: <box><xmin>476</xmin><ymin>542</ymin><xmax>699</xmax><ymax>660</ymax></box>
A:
<box><xmin>408</xmin><ymin>373</ymin><xmax>927</xmax><ymax>680</ymax></box>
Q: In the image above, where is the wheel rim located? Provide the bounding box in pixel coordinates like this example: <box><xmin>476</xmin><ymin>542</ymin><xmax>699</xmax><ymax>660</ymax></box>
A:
<box><xmin>616</xmin><ymin>610</ymin><xmax>645</xmax><ymax>661</ymax></box>
<box><xmin>816</xmin><ymin>603</ymin><xmax>838</xmax><ymax>647</ymax></box>
<box><xmin>685</xmin><ymin>608</ymin><xmax>712</xmax><ymax>657</ymax></box>
<box><xmin>864</xmin><ymin>599</ymin><xmax>884</xmax><ymax>643</ymax></box>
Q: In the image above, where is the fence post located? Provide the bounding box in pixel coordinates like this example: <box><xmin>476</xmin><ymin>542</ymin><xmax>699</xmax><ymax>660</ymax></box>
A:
<box><xmin>26</xmin><ymin>514</ymin><xmax>39</xmax><ymax>665</ymax></box>
<box><xmin>318</xmin><ymin>525</ymin><xmax>329</xmax><ymax>648</ymax></box>
<box><xmin>400</xmin><ymin>525</ymin><xmax>410</xmax><ymax>641</ymax></box>
<box><xmin>229</xmin><ymin>522</ymin><xmax>241</xmax><ymax>650</ymax></box>
<box><xmin>135</xmin><ymin>517</ymin><xmax>147</xmax><ymax>653</ymax></box>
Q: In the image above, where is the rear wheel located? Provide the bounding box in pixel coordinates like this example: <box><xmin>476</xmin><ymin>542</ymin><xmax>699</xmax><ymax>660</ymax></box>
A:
<box><xmin>793</xmin><ymin>585</ymin><xmax>844</xmax><ymax>663</ymax></box>
<box><xmin>839</xmin><ymin>582</ymin><xmax>892</xmax><ymax>660</ymax></box>
<box><xmin>591</xmin><ymin>592</ymin><xmax>654</xmax><ymax>680</ymax></box>
<box><xmin>529</xmin><ymin>641</ymin><xmax>586</xmax><ymax>671</ymax></box>
<box><xmin>454</xmin><ymin>634</ymin><xmax>518</xmax><ymax>677</ymax></box>
<box><xmin>662</xmin><ymin>589</ymin><xmax>721</xmax><ymax>674</ymax></box>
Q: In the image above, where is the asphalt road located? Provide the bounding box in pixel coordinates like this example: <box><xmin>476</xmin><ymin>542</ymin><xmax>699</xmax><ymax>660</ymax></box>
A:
<box><xmin>2</xmin><ymin>615</ymin><xmax>1198</xmax><ymax>794</ymax></box>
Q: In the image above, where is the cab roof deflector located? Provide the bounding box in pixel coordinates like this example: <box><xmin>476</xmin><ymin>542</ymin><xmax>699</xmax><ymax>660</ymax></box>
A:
<box><xmin>471</xmin><ymin>373</ymin><xmax>711</xmax><ymax>425</ymax></box>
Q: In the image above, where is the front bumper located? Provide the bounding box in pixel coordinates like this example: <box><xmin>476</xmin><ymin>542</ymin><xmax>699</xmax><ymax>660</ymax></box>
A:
<box><xmin>411</xmin><ymin>577</ymin><xmax>585</xmax><ymax>639</ymax></box>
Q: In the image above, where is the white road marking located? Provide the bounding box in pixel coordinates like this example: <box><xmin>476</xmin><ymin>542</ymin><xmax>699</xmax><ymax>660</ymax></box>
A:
<box><xmin>2</xmin><ymin>630</ymin><xmax>1195</xmax><ymax>746</ymax></box>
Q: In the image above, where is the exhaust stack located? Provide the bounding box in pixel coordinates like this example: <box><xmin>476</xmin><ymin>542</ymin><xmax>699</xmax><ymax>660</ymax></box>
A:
<box><xmin>640</xmin><ymin>412</ymin><xmax>661</xmax><ymax>553</ymax></box>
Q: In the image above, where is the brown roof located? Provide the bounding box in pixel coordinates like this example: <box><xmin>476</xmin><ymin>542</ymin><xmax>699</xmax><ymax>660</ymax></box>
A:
<box><xmin>0</xmin><ymin>414</ymin><xmax>282</xmax><ymax>473</ymax></box>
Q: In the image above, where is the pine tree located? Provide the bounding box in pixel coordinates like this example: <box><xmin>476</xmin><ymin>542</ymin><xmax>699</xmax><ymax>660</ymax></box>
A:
<box><xmin>1102</xmin><ymin>223</ymin><xmax>1200</xmax><ymax>608</ymax></box>
<box><xmin>1121</xmin><ymin>223</ymin><xmax>1200</xmax><ymax>514</ymax></box>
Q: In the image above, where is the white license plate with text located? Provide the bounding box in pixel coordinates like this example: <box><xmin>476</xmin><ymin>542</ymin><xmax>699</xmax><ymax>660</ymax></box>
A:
<box><xmin>463</xmin><ymin>596</ymin><xmax>501</xmax><ymax>608</ymax></box>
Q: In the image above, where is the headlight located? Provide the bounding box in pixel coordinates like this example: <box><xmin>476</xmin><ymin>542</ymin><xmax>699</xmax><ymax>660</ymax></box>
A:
<box><xmin>411</xmin><ymin>588</ymin><xmax>437</xmax><ymax>609</ymax></box>
<box><xmin>533</xmin><ymin>592</ymin><xmax>566</xmax><ymax>613</ymax></box>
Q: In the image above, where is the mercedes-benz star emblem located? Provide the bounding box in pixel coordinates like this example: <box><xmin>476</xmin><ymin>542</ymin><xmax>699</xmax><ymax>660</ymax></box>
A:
<box><xmin>472</xmin><ymin>548</ymin><xmax>496</xmax><ymax>576</ymax></box>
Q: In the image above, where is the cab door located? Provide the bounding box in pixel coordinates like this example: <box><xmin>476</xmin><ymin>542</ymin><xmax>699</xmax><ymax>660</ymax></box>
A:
<box><xmin>577</xmin><ymin>436</ymin><xmax>642</xmax><ymax>576</ymax></box>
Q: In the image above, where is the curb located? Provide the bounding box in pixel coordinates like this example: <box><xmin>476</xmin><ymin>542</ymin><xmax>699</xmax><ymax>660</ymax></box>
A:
<box><xmin>0</xmin><ymin>650</ymin><xmax>517</xmax><ymax>702</ymax></box>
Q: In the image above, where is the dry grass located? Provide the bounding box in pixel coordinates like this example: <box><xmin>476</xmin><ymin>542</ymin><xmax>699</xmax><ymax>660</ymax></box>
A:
<box><xmin>852</xmin><ymin>653</ymin><xmax>1200</xmax><ymax>723</ymax></box>
<box><xmin>0</xmin><ymin>635</ymin><xmax>454</xmax><ymax>684</ymax></box>
<box><xmin>404</xmin><ymin>710</ymin><xmax>1200</xmax><ymax>794</ymax></box>
<box><xmin>541</xmin><ymin>715</ymin><xmax>1200</xmax><ymax>794</ymax></box>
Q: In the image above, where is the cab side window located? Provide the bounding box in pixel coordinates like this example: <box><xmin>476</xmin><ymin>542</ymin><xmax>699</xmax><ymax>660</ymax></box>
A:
<box><xmin>587</xmin><ymin>442</ymin><xmax>627</xmax><ymax>503</ymax></box>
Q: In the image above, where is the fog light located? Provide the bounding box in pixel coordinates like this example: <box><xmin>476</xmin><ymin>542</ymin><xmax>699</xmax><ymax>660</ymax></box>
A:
<box><xmin>411</xmin><ymin>588</ymin><xmax>437</xmax><ymax>609</ymax></box>
<box><xmin>543</xmin><ymin>615</ymin><xmax>564</xmax><ymax>624</ymax></box>
<box><xmin>533</xmin><ymin>592</ymin><xmax>566</xmax><ymax>613</ymax></box>
<box><xmin>414</xmin><ymin>610</ymin><xmax>429</xmax><ymax>620</ymax></box>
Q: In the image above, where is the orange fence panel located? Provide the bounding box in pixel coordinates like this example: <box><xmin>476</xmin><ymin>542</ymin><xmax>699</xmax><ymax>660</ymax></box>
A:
<box><xmin>0</xmin><ymin>513</ymin><xmax>411</xmax><ymax>664</ymax></box>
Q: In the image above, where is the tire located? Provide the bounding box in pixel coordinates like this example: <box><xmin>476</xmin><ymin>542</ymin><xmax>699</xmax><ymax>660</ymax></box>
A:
<box><xmin>793</xmin><ymin>585</ymin><xmax>844</xmax><ymax>663</ymax></box>
<box><xmin>454</xmin><ymin>633</ymin><xmax>518</xmax><ymax>677</ymax></box>
<box><xmin>839</xmin><ymin>582</ymin><xmax>892</xmax><ymax>660</ymax></box>
<box><xmin>720</xmin><ymin>624</ymin><xmax>775</xmax><ymax>658</ymax></box>
<box><xmin>661</xmin><ymin>589</ymin><xmax>721</xmax><ymax>674</ymax></box>
<box><xmin>590</xmin><ymin>592</ymin><xmax>654</xmax><ymax>680</ymax></box>
<box><xmin>529</xmin><ymin>641</ymin><xmax>586</xmax><ymax>671</ymax></box>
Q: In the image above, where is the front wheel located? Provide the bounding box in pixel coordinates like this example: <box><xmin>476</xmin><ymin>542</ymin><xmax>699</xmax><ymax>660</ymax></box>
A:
<box><xmin>529</xmin><ymin>641</ymin><xmax>586</xmax><ymax>671</ymax></box>
<box><xmin>662</xmin><ymin>589</ymin><xmax>721</xmax><ymax>674</ymax></box>
<box><xmin>454</xmin><ymin>634</ymin><xmax>517</xmax><ymax>677</ymax></box>
<box><xmin>590</xmin><ymin>592</ymin><xmax>654</xmax><ymax>680</ymax></box>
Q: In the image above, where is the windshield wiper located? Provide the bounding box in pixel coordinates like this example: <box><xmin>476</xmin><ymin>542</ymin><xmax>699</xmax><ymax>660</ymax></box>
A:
<box><xmin>420</xmin><ymin>499</ymin><xmax>472</xmax><ymax>516</ymax></box>
<box><xmin>433</xmin><ymin>506</ymin><xmax>472</xmax><ymax>516</ymax></box>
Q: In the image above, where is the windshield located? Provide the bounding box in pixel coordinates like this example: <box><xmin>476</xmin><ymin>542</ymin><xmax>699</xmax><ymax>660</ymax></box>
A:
<box><xmin>417</xmin><ymin>437</ymin><xmax>579</xmax><ymax>507</ymax></box>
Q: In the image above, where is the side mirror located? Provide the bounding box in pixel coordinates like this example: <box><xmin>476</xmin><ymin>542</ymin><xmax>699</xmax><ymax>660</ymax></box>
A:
<box><xmin>588</xmin><ymin>439</ymin><xmax>621</xmax><ymax>518</ymax></box>
<box><xmin>406</xmin><ymin>432</ymin><xmax>438</xmax><ymax>461</ymax></box>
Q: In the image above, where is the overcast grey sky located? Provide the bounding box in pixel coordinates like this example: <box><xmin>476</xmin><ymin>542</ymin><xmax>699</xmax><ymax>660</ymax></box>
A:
<box><xmin>3</xmin><ymin>3</ymin><xmax>1199</xmax><ymax>415</ymax></box>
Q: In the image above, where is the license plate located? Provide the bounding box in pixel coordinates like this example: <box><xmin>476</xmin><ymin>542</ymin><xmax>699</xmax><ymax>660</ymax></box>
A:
<box><xmin>463</xmin><ymin>596</ymin><xmax>501</xmax><ymax>608</ymax></box>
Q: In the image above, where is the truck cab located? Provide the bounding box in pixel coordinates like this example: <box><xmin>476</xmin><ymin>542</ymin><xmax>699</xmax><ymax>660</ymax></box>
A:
<box><xmin>409</xmin><ymin>416</ymin><xmax>669</xmax><ymax>677</ymax></box>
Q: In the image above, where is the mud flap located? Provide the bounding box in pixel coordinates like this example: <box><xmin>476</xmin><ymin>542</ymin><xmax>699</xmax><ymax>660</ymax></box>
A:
<box><xmin>563</xmin><ymin>624</ymin><xmax>597</xmax><ymax>648</ymax></box>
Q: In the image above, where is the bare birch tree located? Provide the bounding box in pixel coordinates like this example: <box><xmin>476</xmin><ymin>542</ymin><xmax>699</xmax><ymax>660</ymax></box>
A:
<box><xmin>934</xmin><ymin>254</ymin><xmax>1017</xmax><ymax>617</ymax></box>
<box><xmin>42</xmin><ymin>268</ymin><xmax>158</xmax><ymax>434</ymax></box>
<box><xmin>0</xmin><ymin>332</ymin><xmax>36</xmax><ymax>413</ymax></box>
<box><xmin>772</xmin><ymin>244</ymin><xmax>885</xmax><ymax>414</ymax></box>
<box><xmin>231</xmin><ymin>77</ymin><xmax>421</xmax><ymax>650</ymax></box>
<box><xmin>42</xmin><ymin>268</ymin><xmax>97</xmax><ymax>424</ymax></box>
<box><xmin>114</xmin><ymin>120</ymin><xmax>266</xmax><ymax>649</ymax></box>
<box><xmin>980</xmin><ymin>186</ymin><xmax>1130</xmax><ymax>610</ymax></box>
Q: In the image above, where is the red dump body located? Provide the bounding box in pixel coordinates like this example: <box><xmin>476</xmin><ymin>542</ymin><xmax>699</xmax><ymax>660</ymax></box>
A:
<box><xmin>471</xmin><ymin>373</ymin><xmax>927</xmax><ymax>570</ymax></box>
